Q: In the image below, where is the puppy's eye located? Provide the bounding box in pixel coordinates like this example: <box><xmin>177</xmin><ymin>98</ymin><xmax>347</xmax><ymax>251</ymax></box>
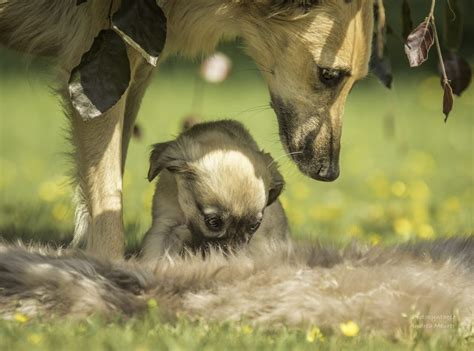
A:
<box><xmin>249</xmin><ymin>220</ymin><xmax>262</xmax><ymax>233</ymax></box>
<box><xmin>319</xmin><ymin>68</ymin><xmax>345</xmax><ymax>87</ymax></box>
<box><xmin>205</xmin><ymin>215</ymin><xmax>223</xmax><ymax>231</ymax></box>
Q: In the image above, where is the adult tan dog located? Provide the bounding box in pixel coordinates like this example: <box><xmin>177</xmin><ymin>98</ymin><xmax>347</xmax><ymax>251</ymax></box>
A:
<box><xmin>0</xmin><ymin>0</ymin><xmax>374</xmax><ymax>259</ymax></box>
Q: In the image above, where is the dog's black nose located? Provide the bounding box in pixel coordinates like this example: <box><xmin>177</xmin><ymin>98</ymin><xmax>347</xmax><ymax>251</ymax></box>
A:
<box><xmin>310</xmin><ymin>165</ymin><xmax>340</xmax><ymax>182</ymax></box>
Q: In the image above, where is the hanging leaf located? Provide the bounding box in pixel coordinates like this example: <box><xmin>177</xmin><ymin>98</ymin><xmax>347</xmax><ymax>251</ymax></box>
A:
<box><xmin>112</xmin><ymin>0</ymin><xmax>167</xmax><ymax>66</ymax></box>
<box><xmin>404</xmin><ymin>18</ymin><xmax>434</xmax><ymax>67</ymax></box>
<box><xmin>443</xmin><ymin>0</ymin><xmax>463</xmax><ymax>51</ymax></box>
<box><xmin>371</xmin><ymin>1</ymin><xmax>391</xmax><ymax>89</ymax></box>
<box><xmin>371</xmin><ymin>55</ymin><xmax>392</xmax><ymax>89</ymax></box>
<box><xmin>76</xmin><ymin>0</ymin><xmax>87</xmax><ymax>5</ymax></box>
<box><xmin>401</xmin><ymin>0</ymin><xmax>413</xmax><ymax>40</ymax></box>
<box><xmin>442</xmin><ymin>81</ymin><xmax>453</xmax><ymax>122</ymax></box>
<box><xmin>69</xmin><ymin>30</ymin><xmax>131</xmax><ymax>121</ymax></box>
<box><xmin>440</xmin><ymin>52</ymin><xmax>472</xmax><ymax>97</ymax></box>
<box><xmin>370</xmin><ymin>41</ymin><xmax>393</xmax><ymax>89</ymax></box>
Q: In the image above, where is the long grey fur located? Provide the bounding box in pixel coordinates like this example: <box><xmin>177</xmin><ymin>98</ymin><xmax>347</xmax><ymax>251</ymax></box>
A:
<box><xmin>0</xmin><ymin>236</ymin><xmax>473</xmax><ymax>336</ymax></box>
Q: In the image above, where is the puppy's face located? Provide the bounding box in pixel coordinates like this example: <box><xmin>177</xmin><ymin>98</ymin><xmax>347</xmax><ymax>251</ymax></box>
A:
<box><xmin>148</xmin><ymin>137</ymin><xmax>284</xmax><ymax>251</ymax></box>
<box><xmin>177</xmin><ymin>150</ymin><xmax>271</xmax><ymax>249</ymax></box>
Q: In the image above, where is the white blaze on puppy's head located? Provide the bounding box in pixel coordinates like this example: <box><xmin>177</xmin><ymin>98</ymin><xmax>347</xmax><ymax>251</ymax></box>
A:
<box><xmin>190</xmin><ymin>149</ymin><xmax>267</xmax><ymax>216</ymax></box>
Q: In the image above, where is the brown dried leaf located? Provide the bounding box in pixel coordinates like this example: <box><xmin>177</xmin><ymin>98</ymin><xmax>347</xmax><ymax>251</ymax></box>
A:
<box><xmin>370</xmin><ymin>47</ymin><xmax>393</xmax><ymax>89</ymax></box>
<box><xmin>68</xmin><ymin>30</ymin><xmax>131</xmax><ymax>120</ymax></box>
<box><xmin>112</xmin><ymin>0</ymin><xmax>167</xmax><ymax>66</ymax></box>
<box><xmin>443</xmin><ymin>81</ymin><xmax>453</xmax><ymax>122</ymax></box>
<box><xmin>76</xmin><ymin>0</ymin><xmax>87</xmax><ymax>5</ymax></box>
<box><xmin>440</xmin><ymin>52</ymin><xmax>472</xmax><ymax>96</ymax></box>
<box><xmin>404</xmin><ymin>18</ymin><xmax>434</xmax><ymax>67</ymax></box>
<box><xmin>401</xmin><ymin>0</ymin><xmax>413</xmax><ymax>40</ymax></box>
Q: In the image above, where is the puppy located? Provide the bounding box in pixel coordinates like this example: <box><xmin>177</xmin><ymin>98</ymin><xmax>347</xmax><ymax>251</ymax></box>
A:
<box><xmin>140</xmin><ymin>120</ymin><xmax>289</xmax><ymax>262</ymax></box>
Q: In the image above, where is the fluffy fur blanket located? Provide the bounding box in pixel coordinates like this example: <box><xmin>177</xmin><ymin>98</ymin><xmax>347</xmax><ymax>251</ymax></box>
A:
<box><xmin>1</xmin><ymin>237</ymin><xmax>473</xmax><ymax>336</ymax></box>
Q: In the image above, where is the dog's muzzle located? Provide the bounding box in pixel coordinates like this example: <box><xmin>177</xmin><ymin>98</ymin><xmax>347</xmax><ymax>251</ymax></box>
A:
<box><xmin>271</xmin><ymin>96</ymin><xmax>341</xmax><ymax>182</ymax></box>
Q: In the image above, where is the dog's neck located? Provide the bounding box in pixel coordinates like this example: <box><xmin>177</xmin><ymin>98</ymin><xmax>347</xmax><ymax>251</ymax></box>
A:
<box><xmin>158</xmin><ymin>0</ymin><xmax>242</xmax><ymax>58</ymax></box>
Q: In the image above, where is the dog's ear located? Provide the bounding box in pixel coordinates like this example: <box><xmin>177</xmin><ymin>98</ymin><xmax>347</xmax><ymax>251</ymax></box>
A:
<box><xmin>147</xmin><ymin>141</ymin><xmax>193</xmax><ymax>181</ymax></box>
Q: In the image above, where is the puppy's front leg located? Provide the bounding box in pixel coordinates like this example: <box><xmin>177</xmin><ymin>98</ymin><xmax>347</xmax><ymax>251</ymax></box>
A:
<box><xmin>69</xmin><ymin>99</ymin><xmax>126</xmax><ymax>259</ymax></box>
<box><xmin>141</xmin><ymin>223</ymin><xmax>192</xmax><ymax>264</ymax></box>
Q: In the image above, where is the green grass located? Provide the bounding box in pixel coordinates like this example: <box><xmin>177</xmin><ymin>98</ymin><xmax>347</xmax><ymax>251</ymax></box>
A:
<box><xmin>0</xmin><ymin>314</ymin><xmax>472</xmax><ymax>351</ymax></box>
<box><xmin>0</xmin><ymin>59</ymin><xmax>473</xmax><ymax>350</ymax></box>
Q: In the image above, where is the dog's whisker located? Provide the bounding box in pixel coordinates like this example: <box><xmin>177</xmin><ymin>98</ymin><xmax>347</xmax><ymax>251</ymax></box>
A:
<box><xmin>229</xmin><ymin>105</ymin><xmax>272</xmax><ymax>118</ymax></box>
<box><xmin>267</xmin><ymin>151</ymin><xmax>303</xmax><ymax>168</ymax></box>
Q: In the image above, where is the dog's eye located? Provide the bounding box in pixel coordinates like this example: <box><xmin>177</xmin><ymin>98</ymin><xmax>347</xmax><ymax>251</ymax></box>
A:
<box><xmin>205</xmin><ymin>215</ymin><xmax>223</xmax><ymax>231</ymax></box>
<box><xmin>249</xmin><ymin>220</ymin><xmax>262</xmax><ymax>233</ymax></box>
<box><xmin>319</xmin><ymin>68</ymin><xmax>345</xmax><ymax>87</ymax></box>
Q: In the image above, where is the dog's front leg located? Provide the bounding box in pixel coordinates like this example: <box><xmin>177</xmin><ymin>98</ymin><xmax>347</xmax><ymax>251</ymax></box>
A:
<box><xmin>69</xmin><ymin>99</ymin><xmax>126</xmax><ymax>259</ymax></box>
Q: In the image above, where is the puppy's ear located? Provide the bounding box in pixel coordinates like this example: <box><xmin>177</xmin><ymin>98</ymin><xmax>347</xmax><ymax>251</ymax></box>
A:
<box><xmin>265</xmin><ymin>154</ymin><xmax>285</xmax><ymax>206</ymax></box>
<box><xmin>147</xmin><ymin>141</ymin><xmax>192</xmax><ymax>181</ymax></box>
<box><xmin>268</xmin><ymin>174</ymin><xmax>284</xmax><ymax>206</ymax></box>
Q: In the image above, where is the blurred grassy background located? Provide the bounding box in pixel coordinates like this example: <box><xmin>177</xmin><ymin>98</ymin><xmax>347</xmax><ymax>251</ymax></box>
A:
<box><xmin>0</xmin><ymin>50</ymin><xmax>472</xmax><ymax>248</ymax></box>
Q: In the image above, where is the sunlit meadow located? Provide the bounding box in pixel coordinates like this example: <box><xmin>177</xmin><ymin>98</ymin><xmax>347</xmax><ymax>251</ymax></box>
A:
<box><xmin>0</xmin><ymin>55</ymin><xmax>473</xmax><ymax>349</ymax></box>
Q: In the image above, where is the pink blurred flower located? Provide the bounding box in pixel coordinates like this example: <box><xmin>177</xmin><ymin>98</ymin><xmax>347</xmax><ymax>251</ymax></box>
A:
<box><xmin>200</xmin><ymin>52</ymin><xmax>232</xmax><ymax>83</ymax></box>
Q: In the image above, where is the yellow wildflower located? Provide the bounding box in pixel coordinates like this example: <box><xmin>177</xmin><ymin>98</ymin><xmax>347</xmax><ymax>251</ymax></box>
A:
<box><xmin>369</xmin><ymin>233</ymin><xmax>381</xmax><ymax>246</ymax></box>
<box><xmin>348</xmin><ymin>224</ymin><xmax>363</xmax><ymax>237</ymax></box>
<box><xmin>391</xmin><ymin>181</ymin><xmax>406</xmax><ymax>197</ymax></box>
<box><xmin>340</xmin><ymin>320</ymin><xmax>359</xmax><ymax>337</ymax></box>
<box><xmin>394</xmin><ymin>218</ymin><xmax>412</xmax><ymax>239</ymax></box>
<box><xmin>14</xmin><ymin>312</ymin><xmax>28</xmax><ymax>323</ymax></box>
<box><xmin>408</xmin><ymin>180</ymin><xmax>430</xmax><ymax>202</ymax></box>
<box><xmin>241</xmin><ymin>325</ymin><xmax>253</xmax><ymax>335</ymax></box>
<box><xmin>306</xmin><ymin>326</ymin><xmax>324</xmax><ymax>343</ymax></box>
<box><xmin>27</xmin><ymin>333</ymin><xmax>43</xmax><ymax>345</ymax></box>
<box><xmin>417</xmin><ymin>224</ymin><xmax>434</xmax><ymax>239</ymax></box>
<box><xmin>147</xmin><ymin>298</ymin><xmax>158</xmax><ymax>310</ymax></box>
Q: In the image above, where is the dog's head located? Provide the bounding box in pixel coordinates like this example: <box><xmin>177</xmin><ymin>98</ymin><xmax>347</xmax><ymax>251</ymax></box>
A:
<box><xmin>240</xmin><ymin>0</ymin><xmax>373</xmax><ymax>181</ymax></box>
<box><xmin>148</xmin><ymin>124</ymin><xmax>284</xmax><ymax>249</ymax></box>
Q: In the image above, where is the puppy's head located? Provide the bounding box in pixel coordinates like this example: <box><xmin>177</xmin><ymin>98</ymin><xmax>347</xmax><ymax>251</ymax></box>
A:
<box><xmin>148</xmin><ymin>130</ymin><xmax>284</xmax><ymax>250</ymax></box>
